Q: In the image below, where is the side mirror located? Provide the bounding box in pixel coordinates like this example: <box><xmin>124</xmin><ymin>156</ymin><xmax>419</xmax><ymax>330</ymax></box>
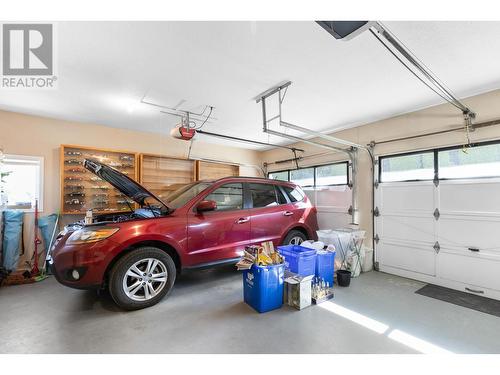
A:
<box><xmin>196</xmin><ymin>200</ymin><xmax>217</xmax><ymax>213</ymax></box>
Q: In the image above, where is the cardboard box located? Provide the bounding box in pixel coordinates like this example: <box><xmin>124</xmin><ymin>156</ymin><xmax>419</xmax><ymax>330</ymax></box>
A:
<box><xmin>284</xmin><ymin>273</ymin><xmax>313</xmax><ymax>310</ymax></box>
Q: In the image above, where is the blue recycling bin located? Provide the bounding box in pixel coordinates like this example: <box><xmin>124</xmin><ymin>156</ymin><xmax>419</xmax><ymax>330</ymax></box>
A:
<box><xmin>315</xmin><ymin>251</ymin><xmax>336</xmax><ymax>286</ymax></box>
<box><xmin>277</xmin><ymin>245</ymin><xmax>317</xmax><ymax>276</ymax></box>
<box><xmin>243</xmin><ymin>263</ymin><xmax>284</xmax><ymax>313</ymax></box>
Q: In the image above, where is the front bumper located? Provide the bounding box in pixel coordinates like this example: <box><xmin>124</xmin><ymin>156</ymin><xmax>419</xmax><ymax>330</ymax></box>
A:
<box><xmin>50</xmin><ymin>236</ymin><xmax>119</xmax><ymax>290</ymax></box>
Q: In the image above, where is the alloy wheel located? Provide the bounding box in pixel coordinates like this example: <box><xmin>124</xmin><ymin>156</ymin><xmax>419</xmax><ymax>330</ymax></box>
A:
<box><xmin>122</xmin><ymin>258</ymin><xmax>168</xmax><ymax>301</ymax></box>
<box><xmin>289</xmin><ymin>236</ymin><xmax>304</xmax><ymax>245</ymax></box>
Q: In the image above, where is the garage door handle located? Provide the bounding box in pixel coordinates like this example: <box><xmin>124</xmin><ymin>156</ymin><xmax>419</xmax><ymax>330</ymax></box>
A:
<box><xmin>468</xmin><ymin>247</ymin><xmax>480</xmax><ymax>252</ymax></box>
<box><xmin>465</xmin><ymin>287</ymin><xmax>484</xmax><ymax>294</ymax></box>
<box><xmin>283</xmin><ymin>211</ymin><xmax>294</xmax><ymax>216</ymax></box>
<box><xmin>235</xmin><ymin>217</ymin><xmax>249</xmax><ymax>224</ymax></box>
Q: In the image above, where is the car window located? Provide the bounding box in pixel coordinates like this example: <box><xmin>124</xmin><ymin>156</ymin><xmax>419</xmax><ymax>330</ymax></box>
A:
<box><xmin>168</xmin><ymin>182</ymin><xmax>211</xmax><ymax>209</ymax></box>
<box><xmin>282</xmin><ymin>185</ymin><xmax>305</xmax><ymax>202</ymax></box>
<box><xmin>276</xmin><ymin>186</ymin><xmax>288</xmax><ymax>204</ymax></box>
<box><xmin>205</xmin><ymin>183</ymin><xmax>243</xmax><ymax>211</ymax></box>
<box><xmin>249</xmin><ymin>183</ymin><xmax>279</xmax><ymax>208</ymax></box>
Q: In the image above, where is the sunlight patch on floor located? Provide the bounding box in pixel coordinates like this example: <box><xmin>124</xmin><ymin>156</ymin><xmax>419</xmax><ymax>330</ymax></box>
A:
<box><xmin>318</xmin><ymin>302</ymin><xmax>389</xmax><ymax>334</ymax></box>
<box><xmin>387</xmin><ymin>329</ymin><xmax>452</xmax><ymax>354</ymax></box>
<box><xmin>319</xmin><ymin>301</ymin><xmax>453</xmax><ymax>354</ymax></box>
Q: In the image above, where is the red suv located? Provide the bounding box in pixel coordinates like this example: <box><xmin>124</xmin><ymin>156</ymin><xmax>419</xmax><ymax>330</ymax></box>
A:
<box><xmin>49</xmin><ymin>159</ymin><xmax>318</xmax><ymax>310</ymax></box>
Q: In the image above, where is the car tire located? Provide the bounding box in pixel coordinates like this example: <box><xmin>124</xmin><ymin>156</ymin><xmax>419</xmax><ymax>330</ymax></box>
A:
<box><xmin>282</xmin><ymin>229</ymin><xmax>308</xmax><ymax>245</ymax></box>
<box><xmin>108</xmin><ymin>247</ymin><xmax>176</xmax><ymax>311</ymax></box>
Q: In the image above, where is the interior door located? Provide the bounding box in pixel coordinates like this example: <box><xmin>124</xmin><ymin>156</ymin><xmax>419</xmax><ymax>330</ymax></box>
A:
<box><xmin>187</xmin><ymin>183</ymin><xmax>250</xmax><ymax>265</ymax></box>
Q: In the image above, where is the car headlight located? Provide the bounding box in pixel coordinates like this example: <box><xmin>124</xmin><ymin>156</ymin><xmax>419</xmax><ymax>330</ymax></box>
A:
<box><xmin>67</xmin><ymin>227</ymin><xmax>119</xmax><ymax>244</ymax></box>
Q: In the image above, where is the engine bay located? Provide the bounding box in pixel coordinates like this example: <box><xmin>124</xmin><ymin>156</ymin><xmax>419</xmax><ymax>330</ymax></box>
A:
<box><xmin>69</xmin><ymin>207</ymin><xmax>166</xmax><ymax>228</ymax></box>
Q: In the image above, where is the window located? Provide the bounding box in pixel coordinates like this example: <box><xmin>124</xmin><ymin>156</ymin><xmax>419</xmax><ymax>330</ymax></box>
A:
<box><xmin>205</xmin><ymin>183</ymin><xmax>243</xmax><ymax>211</ymax></box>
<box><xmin>168</xmin><ymin>182</ymin><xmax>211</xmax><ymax>209</ymax></box>
<box><xmin>283</xmin><ymin>185</ymin><xmax>305</xmax><ymax>202</ymax></box>
<box><xmin>380</xmin><ymin>152</ymin><xmax>434</xmax><ymax>182</ymax></box>
<box><xmin>276</xmin><ymin>186</ymin><xmax>288</xmax><ymax>205</ymax></box>
<box><xmin>249</xmin><ymin>183</ymin><xmax>278</xmax><ymax>208</ymax></box>
<box><xmin>290</xmin><ymin>167</ymin><xmax>315</xmax><ymax>187</ymax></box>
<box><xmin>267</xmin><ymin>161</ymin><xmax>348</xmax><ymax>188</ymax></box>
<box><xmin>316</xmin><ymin>163</ymin><xmax>348</xmax><ymax>186</ymax></box>
<box><xmin>1</xmin><ymin>155</ymin><xmax>43</xmax><ymax>211</ymax></box>
<box><xmin>439</xmin><ymin>143</ymin><xmax>500</xmax><ymax>179</ymax></box>
<box><xmin>268</xmin><ymin>170</ymin><xmax>288</xmax><ymax>181</ymax></box>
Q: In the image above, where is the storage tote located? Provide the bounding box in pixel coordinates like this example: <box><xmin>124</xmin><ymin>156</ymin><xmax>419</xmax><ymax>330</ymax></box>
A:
<box><xmin>315</xmin><ymin>250</ymin><xmax>336</xmax><ymax>286</ymax></box>
<box><xmin>277</xmin><ymin>245</ymin><xmax>317</xmax><ymax>276</ymax></box>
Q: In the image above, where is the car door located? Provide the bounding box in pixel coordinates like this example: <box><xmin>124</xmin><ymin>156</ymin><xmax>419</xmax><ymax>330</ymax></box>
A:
<box><xmin>186</xmin><ymin>182</ymin><xmax>251</xmax><ymax>265</ymax></box>
<box><xmin>248</xmin><ymin>183</ymin><xmax>296</xmax><ymax>247</ymax></box>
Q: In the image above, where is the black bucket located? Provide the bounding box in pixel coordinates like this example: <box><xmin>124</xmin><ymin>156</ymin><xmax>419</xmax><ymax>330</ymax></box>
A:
<box><xmin>336</xmin><ymin>270</ymin><xmax>352</xmax><ymax>287</ymax></box>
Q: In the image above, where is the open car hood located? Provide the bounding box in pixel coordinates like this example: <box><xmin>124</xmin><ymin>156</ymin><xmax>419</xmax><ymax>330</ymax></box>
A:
<box><xmin>84</xmin><ymin>158</ymin><xmax>172</xmax><ymax>212</ymax></box>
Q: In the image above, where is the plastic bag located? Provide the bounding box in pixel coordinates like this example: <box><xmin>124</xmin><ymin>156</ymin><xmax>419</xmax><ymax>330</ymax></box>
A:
<box><xmin>301</xmin><ymin>240</ymin><xmax>324</xmax><ymax>251</ymax></box>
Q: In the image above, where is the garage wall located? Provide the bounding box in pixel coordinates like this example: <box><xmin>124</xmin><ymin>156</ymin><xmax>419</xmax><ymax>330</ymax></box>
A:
<box><xmin>0</xmin><ymin>109</ymin><xmax>262</xmax><ymax>269</ymax></box>
<box><xmin>261</xmin><ymin>88</ymin><xmax>500</xmax><ymax>250</ymax></box>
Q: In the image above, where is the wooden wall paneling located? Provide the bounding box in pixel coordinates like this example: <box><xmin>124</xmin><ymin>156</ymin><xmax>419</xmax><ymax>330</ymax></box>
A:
<box><xmin>197</xmin><ymin>161</ymin><xmax>240</xmax><ymax>180</ymax></box>
<box><xmin>139</xmin><ymin>153</ymin><xmax>196</xmax><ymax>200</ymax></box>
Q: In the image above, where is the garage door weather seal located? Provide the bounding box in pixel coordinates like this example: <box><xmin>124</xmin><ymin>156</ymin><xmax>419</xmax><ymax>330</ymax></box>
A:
<box><xmin>416</xmin><ymin>284</ymin><xmax>500</xmax><ymax>317</ymax></box>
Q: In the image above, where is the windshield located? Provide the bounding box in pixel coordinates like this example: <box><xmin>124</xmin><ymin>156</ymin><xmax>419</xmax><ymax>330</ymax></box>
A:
<box><xmin>166</xmin><ymin>182</ymin><xmax>212</xmax><ymax>209</ymax></box>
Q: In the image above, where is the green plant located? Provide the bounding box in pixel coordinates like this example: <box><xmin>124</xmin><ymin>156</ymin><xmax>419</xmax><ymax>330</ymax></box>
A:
<box><xmin>1</xmin><ymin>171</ymin><xmax>11</xmax><ymax>184</ymax></box>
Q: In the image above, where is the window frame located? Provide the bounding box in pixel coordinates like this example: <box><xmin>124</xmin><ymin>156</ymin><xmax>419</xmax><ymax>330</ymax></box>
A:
<box><xmin>436</xmin><ymin>140</ymin><xmax>500</xmax><ymax>181</ymax></box>
<box><xmin>267</xmin><ymin>169</ymin><xmax>290</xmax><ymax>182</ymax></box>
<box><xmin>378</xmin><ymin>139</ymin><xmax>500</xmax><ymax>184</ymax></box>
<box><xmin>378</xmin><ymin>149</ymin><xmax>436</xmax><ymax>183</ymax></box>
<box><xmin>199</xmin><ymin>182</ymin><xmax>245</xmax><ymax>213</ymax></box>
<box><xmin>315</xmin><ymin>162</ymin><xmax>350</xmax><ymax>187</ymax></box>
<box><xmin>1</xmin><ymin>154</ymin><xmax>44</xmax><ymax>212</ymax></box>
<box><xmin>281</xmin><ymin>184</ymin><xmax>306</xmax><ymax>203</ymax></box>
<box><xmin>267</xmin><ymin>161</ymin><xmax>349</xmax><ymax>188</ymax></box>
<box><xmin>247</xmin><ymin>182</ymin><xmax>284</xmax><ymax>209</ymax></box>
<box><xmin>275</xmin><ymin>185</ymin><xmax>290</xmax><ymax>205</ymax></box>
<box><xmin>290</xmin><ymin>166</ymin><xmax>316</xmax><ymax>188</ymax></box>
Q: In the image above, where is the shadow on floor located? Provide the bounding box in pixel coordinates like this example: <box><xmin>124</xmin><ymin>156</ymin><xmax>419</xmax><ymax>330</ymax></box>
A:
<box><xmin>69</xmin><ymin>264</ymin><xmax>241</xmax><ymax>313</ymax></box>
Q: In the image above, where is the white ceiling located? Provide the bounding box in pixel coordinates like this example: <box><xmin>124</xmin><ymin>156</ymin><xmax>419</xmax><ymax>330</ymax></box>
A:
<box><xmin>2</xmin><ymin>21</ymin><xmax>500</xmax><ymax>150</ymax></box>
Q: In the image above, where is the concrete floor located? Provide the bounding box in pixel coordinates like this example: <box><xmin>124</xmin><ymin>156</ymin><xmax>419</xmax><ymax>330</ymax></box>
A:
<box><xmin>1</xmin><ymin>268</ymin><xmax>500</xmax><ymax>354</ymax></box>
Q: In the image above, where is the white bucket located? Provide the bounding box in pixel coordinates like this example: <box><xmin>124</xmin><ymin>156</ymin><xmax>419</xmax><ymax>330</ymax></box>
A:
<box><xmin>362</xmin><ymin>248</ymin><xmax>373</xmax><ymax>272</ymax></box>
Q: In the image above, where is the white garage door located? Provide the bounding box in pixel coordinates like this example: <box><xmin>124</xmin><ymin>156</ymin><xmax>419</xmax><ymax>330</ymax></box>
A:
<box><xmin>305</xmin><ymin>185</ymin><xmax>352</xmax><ymax>229</ymax></box>
<box><xmin>375</xmin><ymin>144</ymin><xmax>500</xmax><ymax>300</ymax></box>
<box><xmin>268</xmin><ymin>162</ymin><xmax>352</xmax><ymax>230</ymax></box>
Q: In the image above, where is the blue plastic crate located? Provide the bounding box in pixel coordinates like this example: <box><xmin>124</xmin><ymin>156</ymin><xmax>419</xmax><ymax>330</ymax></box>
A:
<box><xmin>315</xmin><ymin>251</ymin><xmax>336</xmax><ymax>286</ymax></box>
<box><xmin>277</xmin><ymin>245</ymin><xmax>317</xmax><ymax>276</ymax></box>
<box><xmin>243</xmin><ymin>263</ymin><xmax>284</xmax><ymax>313</ymax></box>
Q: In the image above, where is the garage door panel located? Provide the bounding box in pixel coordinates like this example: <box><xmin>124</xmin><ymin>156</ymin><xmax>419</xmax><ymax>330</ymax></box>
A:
<box><xmin>379</xmin><ymin>240</ymin><xmax>436</xmax><ymax>276</ymax></box>
<box><xmin>306</xmin><ymin>187</ymin><xmax>352</xmax><ymax>230</ymax></box>
<box><xmin>317</xmin><ymin>211</ymin><xmax>351</xmax><ymax>230</ymax></box>
<box><xmin>379</xmin><ymin>183</ymin><xmax>435</xmax><ymax>213</ymax></box>
<box><xmin>380</xmin><ymin>215</ymin><xmax>435</xmax><ymax>243</ymax></box>
<box><xmin>437</xmin><ymin>251</ymin><xmax>500</xmax><ymax>291</ymax></box>
<box><xmin>440</xmin><ymin>180</ymin><xmax>500</xmax><ymax>214</ymax></box>
<box><xmin>314</xmin><ymin>186</ymin><xmax>351</xmax><ymax>207</ymax></box>
<box><xmin>439</xmin><ymin>216</ymin><xmax>500</xmax><ymax>252</ymax></box>
<box><xmin>376</xmin><ymin>160</ymin><xmax>500</xmax><ymax>299</ymax></box>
